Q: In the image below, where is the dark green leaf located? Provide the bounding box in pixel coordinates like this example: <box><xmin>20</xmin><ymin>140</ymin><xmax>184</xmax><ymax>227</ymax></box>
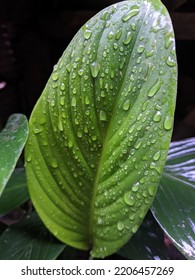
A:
<box><xmin>0</xmin><ymin>168</ymin><xmax>29</xmax><ymax>216</ymax></box>
<box><xmin>25</xmin><ymin>0</ymin><xmax>177</xmax><ymax>258</ymax></box>
<box><xmin>0</xmin><ymin>211</ymin><xmax>65</xmax><ymax>260</ymax></box>
<box><xmin>0</xmin><ymin>222</ymin><xmax>6</xmax><ymax>235</ymax></box>
<box><xmin>152</xmin><ymin>137</ymin><xmax>195</xmax><ymax>260</ymax></box>
<box><xmin>118</xmin><ymin>210</ymin><xmax>168</xmax><ymax>260</ymax></box>
<box><xmin>0</xmin><ymin>114</ymin><xmax>28</xmax><ymax>197</ymax></box>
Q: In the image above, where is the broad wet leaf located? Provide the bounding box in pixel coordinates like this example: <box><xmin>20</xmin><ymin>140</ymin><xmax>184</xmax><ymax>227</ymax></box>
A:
<box><xmin>0</xmin><ymin>114</ymin><xmax>28</xmax><ymax>197</ymax></box>
<box><xmin>25</xmin><ymin>0</ymin><xmax>177</xmax><ymax>258</ymax></box>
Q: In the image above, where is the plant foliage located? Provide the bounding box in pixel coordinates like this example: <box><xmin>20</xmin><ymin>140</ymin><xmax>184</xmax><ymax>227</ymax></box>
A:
<box><xmin>25</xmin><ymin>0</ymin><xmax>177</xmax><ymax>258</ymax></box>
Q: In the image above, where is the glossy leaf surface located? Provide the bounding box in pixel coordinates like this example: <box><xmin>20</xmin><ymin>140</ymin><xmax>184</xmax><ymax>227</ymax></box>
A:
<box><xmin>25</xmin><ymin>0</ymin><xmax>177</xmax><ymax>258</ymax></box>
<box><xmin>152</xmin><ymin>137</ymin><xmax>195</xmax><ymax>260</ymax></box>
<box><xmin>0</xmin><ymin>212</ymin><xmax>65</xmax><ymax>260</ymax></box>
<box><xmin>0</xmin><ymin>114</ymin><xmax>28</xmax><ymax>197</ymax></box>
<box><xmin>0</xmin><ymin>168</ymin><xmax>29</xmax><ymax>215</ymax></box>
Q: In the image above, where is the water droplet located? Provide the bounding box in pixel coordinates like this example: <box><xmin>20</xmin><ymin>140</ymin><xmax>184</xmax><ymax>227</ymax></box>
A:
<box><xmin>136</xmin><ymin>56</ymin><xmax>142</xmax><ymax>64</ymax></box>
<box><xmin>153</xmin><ymin>151</ymin><xmax>161</xmax><ymax>161</ymax></box>
<box><xmin>66</xmin><ymin>63</ymin><xmax>71</xmax><ymax>72</ymax></box>
<box><xmin>137</xmin><ymin>44</ymin><xmax>145</xmax><ymax>53</ymax></box>
<box><xmin>90</xmin><ymin>61</ymin><xmax>100</xmax><ymax>78</ymax></box>
<box><xmin>145</xmin><ymin>50</ymin><xmax>154</xmax><ymax>57</ymax></box>
<box><xmin>132</xmin><ymin>182</ymin><xmax>140</xmax><ymax>192</ymax></box>
<box><xmin>166</xmin><ymin>56</ymin><xmax>176</xmax><ymax>67</ymax></box>
<box><xmin>120</xmin><ymin>46</ymin><xmax>124</xmax><ymax>53</ymax></box>
<box><xmin>71</xmin><ymin>97</ymin><xmax>77</xmax><ymax>107</ymax></box>
<box><xmin>50</xmin><ymin>100</ymin><xmax>55</xmax><ymax>107</ymax></box>
<box><xmin>26</xmin><ymin>153</ymin><xmax>32</xmax><ymax>162</ymax></box>
<box><xmin>101</xmin><ymin>11</ymin><xmax>108</xmax><ymax>20</ymax></box>
<box><xmin>141</xmin><ymin>100</ymin><xmax>149</xmax><ymax>111</ymax></box>
<box><xmin>84</xmin><ymin>29</ymin><xmax>92</xmax><ymax>39</ymax></box>
<box><xmin>137</xmin><ymin>113</ymin><xmax>142</xmax><ymax>121</ymax></box>
<box><xmin>164</xmin><ymin>116</ymin><xmax>173</xmax><ymax>130</ymax></box>
<box><xmin>117</xmin><ymin>221</ymin><xmax>125</xmax><ymax>231</ymax></box>
<box><xmin>74</xmin><ymin>118</ymin><xmax>79</xmax><ymax>125</ymax></box>
<box><xmin>129</xmin><ymin>213</ymin><xmax>135</xmax><ymax>221</ymax></box>
<box><xmin>132</xmin><ymin>224</ymin><xmax>139</xmax><ymax>233</ymax></box>
<box><xmin>119</xmin><ymin>57</ymin><xmax>126</xmax><ymax>70</ymax></box>
<box><xmin>148</xmin><ymin>185</ymin><xmax>156</xmax><ymax>196</ymax></box>
<box><xmin>106</xmin><ymin>21</ymin><xmax>110</xmax><ymax>28</ymax></box>
<box><xmin>150</xmin><ymin>162</ymin><xmax>161</xmax><ymax>174</ymax></box>
<box><xmin>78</xmin><ymin>68</ymin><xmax>84</xmax><ymax>76</ymax></box>
<box><xmin>131</xmin><ymin>22</ymin><xmax>136</xmax><ymax>30</ymax></box>
<box><xmin>33</xmin><ymin>126</ymin><xmax>44</xmax><ymax>134</ymax></box>
<box><xmin>84</xmin><ymin>126</ymin><xmax>88</xmax><ymax>134</ymax></box>
<box><xmin>115</xmin><ymin>29</ymin><xmax>122</xmax><ymax>40</ymax></box>
<box><xmin>60</xmin><ymin>96</ymin><xmax>65</xmax><ymax>106</ymax></box>
<box><xmin>85</xmin><ymin>96</ymin><xmax>90</xmax><ymax>105</ymax></box>
<box><xmin>123</xmin><ymin>99</ymin><xmax>131</xmax><ymax>111</ymax></box>
<box><xmin>52</xmin><ymin>72</ymin><xmax>59</xmax><ymax>81</ymax></box>
<box><xmin>98</xmin><ymin>217</ymin><xmax>103</xmax><ymax>225</ymax></box>
<box><xmin>68</xmin><ymin>139</ymin><xmax>73</xmax><ymax>148</ymax></box>
<box><xmin>110</xmin><ymin>69</ymin><xmax>115</xmax><ymax>79</ymax></box>
<box><xmin>92</xmin><ymin>135</ymin><xmax>97</xmax><ymax>141</ymax></box>
<box><xmin>165</xmin><ymin>32</ymin><xmax>173</xmax><ymax>49</ymax></box>
<box><xmin>85</xmin><ymin>110</ymin><xmax>90</xmax><ymax>116</ymax></box>
<box><xmin>113</xmin><ymin>42</ymin><xmax>118</xmax><ymax>50</ymax></box>
<box><xmin>123</xmin><ymin>31</ymin><xmax>133</xmax><ymax>45</ymax></box>
<box><xmin>51</xmin><ymin>159</ymin><xmax>58</xmax><ymax>168</ymax></box>
<box><xmin>58</xmin><ymin>118</ymin><xmax>63</xmax><ymax>131</ymax></box>
<box><xmin>60</xmin><ymin>83</ymin><xmax>65</xmax><ymax>90</ymax></box>
<box><xmin>107</xmin><ymin>31</ymin><xmax>114</xmax><ymax>39</ymax></box>
<box><xmin>122</xmin><ymin>5</ymin><xmax>140</xmax><ymax>22</ymax></box>
<box><xmin>153</xmin><ymin>111</ymin><xmax>162</xmax><ymax>122</ymax></box>
<box><xmin>124</xmin><ymin>192</ymin><xmax>135</xmax><ymax>206</ymax></box>
<box><xmin>77</xmin><ymin>131</ymin><xmax>83</xmax><ymax>138</ymax></box>
<box><xmin>134</xmin><ymin>139</ymin><xmax>142</xmax><ymax>149</ymax></box>
<box><xmin>148</xmin><ymin>79</ymin><xmax>162</xmax><ymax>97</ymax></box>
<box><xmin>140</xmin><ymin>178</ymin><xmax>145</xmax><ymax>184</ymax></box>
<box><xmin>99</xmin><ymin>110</ymin><xmax>107</xmax><ymax>121</ymax></box>
<box><xmin>103</xmin><ymin>51</ymin><xmax>107</xmax><ymax>58</ymax></box>
<box><xmin>129</xmin><ymin>124</ymin><xmax>135</xmax><ymax>134</ymax></box>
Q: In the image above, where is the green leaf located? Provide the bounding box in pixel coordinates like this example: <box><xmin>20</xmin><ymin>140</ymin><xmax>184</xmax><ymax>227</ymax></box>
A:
<box><xmin>152</xmin><ymin>137</ymin><xmax>195</xmax><ymax>260</ymax></box>
<box><xmin>0</xmin><ymin>114</ymin><xmax>28</xmax><ymax>197</ymax></box>
<box><xmin>0</xmin><ymin>168</ymin><xmax>29</xmax><ymax>216</ymax></box>
<box><xmin>0</xmin><ymin>211</ymin><xmax>65</xmax><ymax>260</ymax></box>
<box><xmin>0</xmin><ymin>223</ymin><xmax>6</xmax><ymax>235</ymax></box>
<box><xmin>118</xmin><ymin>210</ymin><xmax>168</xmax><ymax>260</ymax></box>
<box><xmin>25</xmin><ymin>0</ymin><xmax>177</xmax><ymax>258</ymax></box>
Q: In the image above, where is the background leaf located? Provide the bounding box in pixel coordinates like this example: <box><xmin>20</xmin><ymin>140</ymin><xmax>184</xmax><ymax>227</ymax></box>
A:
<box><xmin>0</xmin><ymin>114</ymin><xmax>28</xmax><ymax>197</ymax></box>
<box><xmin>0</xmin><ymin>168</ymin><xmax>29</xmax><ymax>216</ymax></box>
<box><xmin>0</xmin><ymin>222</ymin><xmax>6</xmax><ymax>235</ymax></box>
<box><xmin>0</xmin><ymin>211</ymin><xmax>65</xmax><ymax>260</ymax></box>
<box><xmin>152</xmin><ymin>137</ymin><xmax>195</xmax><ymax>260</ymax></box>
<box><xmin>25</xmin><ymin>0</ymin><xmax>177</xmax><ymax>258</ymax></box>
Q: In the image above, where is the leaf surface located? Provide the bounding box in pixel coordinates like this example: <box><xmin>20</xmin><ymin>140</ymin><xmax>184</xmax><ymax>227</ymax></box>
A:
<box><xmin>0</xmin><ymin>114</ymin><xmax>28</xmax><ymax>197</ymax></box>
<box><xmin>0</xmin><ymin>168</ymin><xmax>29</xmax><ymax>215</ymax></box>
<box><xmin>0</xmin><ymin>212</ymin><xmax>65</xmax><ymax>260</ymax></box>
<box><xmin>152</xmin><ymin>137</ymin><xmax>195</xmax><ymax>259</ymax></box>
<box><xmin>25</xmin><ymin>0</ymin><xmax>177</xmax><ymax>258</ymax></box>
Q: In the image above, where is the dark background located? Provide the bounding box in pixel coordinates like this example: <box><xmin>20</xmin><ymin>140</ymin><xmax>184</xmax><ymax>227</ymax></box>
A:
<box><xmin>0</xmin><ymin>0</ymin><xmax>195</xmax><ymax>140</ymax></box>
